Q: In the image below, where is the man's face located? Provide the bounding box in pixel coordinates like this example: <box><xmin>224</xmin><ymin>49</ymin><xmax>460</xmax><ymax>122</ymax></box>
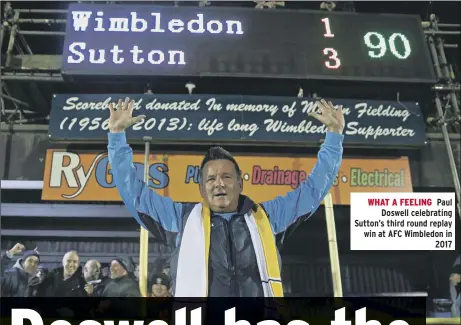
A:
<box><xmin>83</xmin><ymin>261</ymin><xmax>100</xmax><ymax>281</ymax></box>
<box><xmin>62</xmin><ymin>252</ymin><xmax>79</xmax><ymax>278</ymax></box>
<box><xmin>151</xmin><ymin>281</ymin><xmax>168</xmax><ymax>297</ymax></box>
<box><xmin>23</xmin><ymin>256</ymin><xmax>39</xmax><ymax>275</ymax></box>
<box><xmin>200</xmin><ymin>159</ymin><xmax>242</xmax><ymax>213</ymax></box>
<box><xmin>110</xmin><ymin>260</ymin><xmax>127</xmax><ymax>279</ymax></box>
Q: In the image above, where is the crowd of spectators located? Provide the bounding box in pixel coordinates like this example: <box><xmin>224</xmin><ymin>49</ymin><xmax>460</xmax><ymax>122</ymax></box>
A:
<box><xmin>2</xmin><ymin>242</ymin><xmax>460</xmax><ymax>318</ymax></box>
<box><xmin>1</xmin><ymin>243</ymin><xmax>171</xmax><ymax>298</ymax></box>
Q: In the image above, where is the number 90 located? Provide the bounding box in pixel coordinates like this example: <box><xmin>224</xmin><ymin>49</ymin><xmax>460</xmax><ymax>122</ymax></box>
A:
<box><xmin>364</xmin><ymin>32</ymin><xmax>411</xmax><ymax>59</ymax></box>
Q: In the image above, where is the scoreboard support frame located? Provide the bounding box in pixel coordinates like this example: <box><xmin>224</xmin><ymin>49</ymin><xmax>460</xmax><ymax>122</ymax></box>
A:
<box><xmin>2</xmin><ymin>3</ymin><xmax>459</xmax><ymax>216</ymax></box>
<box><xmin>427</xmin><ymin>14</ymin><xmax>461</xmax><ymax>219</ymax></box>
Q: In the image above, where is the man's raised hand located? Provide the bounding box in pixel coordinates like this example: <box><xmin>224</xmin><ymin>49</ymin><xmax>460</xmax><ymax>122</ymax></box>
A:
<box><xmin>8</xmin><ymin>243</ymin><xmax>25</xmax><ymax>256</ymax></box>
<box><xmin>108</xmin><ymin>97</ymin><xmax>146</xmax><ymax>133</ymax></box>
<box><xmin>309</xmin><ymin>99</ymin><xmax>345</xmax><ymax>134</ymax></box>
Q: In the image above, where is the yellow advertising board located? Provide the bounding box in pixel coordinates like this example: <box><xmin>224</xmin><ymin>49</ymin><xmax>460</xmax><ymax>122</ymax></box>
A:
<box><xmin>42</xmin><ymin>150</ymin><xmax>413</xmax><ymax>205</ymax></box>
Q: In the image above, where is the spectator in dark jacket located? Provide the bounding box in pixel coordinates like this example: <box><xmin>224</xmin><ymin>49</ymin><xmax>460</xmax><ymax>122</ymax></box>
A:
<box><xmin>83</xmin><ymin>259</ymin><xmax>109</xmax><ymax>297</ymax></box>
<box><xmin>93</xmin><ymin>257</ymin><xmax>141</xmax><ymax>318</ymax></box>
<box><xmin>102</xmin><ymin>256</ymin><xmax>140</xmax><ymax>297</ymax></box>
<box><xmin>37</xmin><ymin>250</ymin><xmax>88</xmax><ymax>297</ymax></box>
<box><xmin>149</xmin><ymin>273</ymin><xmax>170</xmax><ymax>297</ymax></box>
<box><xmin>1</xmin><ymin>249</ymin><xmax>41</xmax><ymax>297</ymax></box>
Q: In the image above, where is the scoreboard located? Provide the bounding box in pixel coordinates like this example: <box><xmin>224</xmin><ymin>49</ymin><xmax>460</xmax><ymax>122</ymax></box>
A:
<box><xmin>62</xmin><ymin>3</ymin><xmax>436</xmax><ymax>83</ymax></box>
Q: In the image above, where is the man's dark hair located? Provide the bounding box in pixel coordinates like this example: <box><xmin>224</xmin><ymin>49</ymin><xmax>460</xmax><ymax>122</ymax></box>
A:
<box><xmin>200</xmin><ymin>146</ymin><xmax>241</xmax><ymax>181</ymax></box>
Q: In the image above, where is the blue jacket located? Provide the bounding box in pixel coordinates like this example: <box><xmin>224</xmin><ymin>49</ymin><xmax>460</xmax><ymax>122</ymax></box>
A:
<box><xmin>108</xmin><ymin>131</ymin><xmax>343</xmax><ymax>296</ymax></box>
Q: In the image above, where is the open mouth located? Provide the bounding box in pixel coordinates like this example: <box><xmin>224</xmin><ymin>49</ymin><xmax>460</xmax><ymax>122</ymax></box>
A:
<box><xmin>214</xmin><ymin>193</ymin><xmax>227</xmax><ymax>198</ymax></box>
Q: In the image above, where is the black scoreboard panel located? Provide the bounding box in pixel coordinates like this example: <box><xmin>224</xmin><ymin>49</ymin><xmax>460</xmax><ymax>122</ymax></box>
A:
<box><xmin>62</xmin><ymin>4</ymin><xmax>436</xmax><ymax>83</ymax></box>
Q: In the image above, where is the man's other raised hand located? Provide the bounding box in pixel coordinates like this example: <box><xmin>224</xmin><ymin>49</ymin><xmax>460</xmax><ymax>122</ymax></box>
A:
<box><xmin>108</xmin><ymin>97</ymin><xmax>146</xmax><ymax>133</ymax></box>
<box><xmin>309</xmin><ymin>99</ymin><xmax>345</xmax><ymax>134</ymax></box>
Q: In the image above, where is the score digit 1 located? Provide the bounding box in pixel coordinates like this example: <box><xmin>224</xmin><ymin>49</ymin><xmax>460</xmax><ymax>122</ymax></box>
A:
<box><xmin>321</xmin><ymin>18</ymin><xmax>334</xmax><ymax>38</ymax></box>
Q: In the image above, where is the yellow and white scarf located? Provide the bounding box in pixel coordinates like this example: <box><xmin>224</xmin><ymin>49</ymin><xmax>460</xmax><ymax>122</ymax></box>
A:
<box><xmin>175</xmin><ymin>202</ymin><xmax>284</xmax><ymax>297</ymax></box>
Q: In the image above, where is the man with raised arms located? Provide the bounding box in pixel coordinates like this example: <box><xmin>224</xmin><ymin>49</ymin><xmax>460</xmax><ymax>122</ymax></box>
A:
<box><xmin>107</xmin><ymin>97</ymin><xmax>344</xmax><ymax>297</ymax></box>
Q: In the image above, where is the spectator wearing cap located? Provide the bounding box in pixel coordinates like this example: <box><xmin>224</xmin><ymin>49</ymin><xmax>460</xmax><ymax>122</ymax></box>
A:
<box><xmin>149</xmin><ymin>273</ymin><xmax>170</xmax><ymax>297</ymax></box>
<box><xmin>1</xmin><ymin>244</ymin><xmax>41</xmax><ymax>297</ymax></box>
<box><xmin>101</xmin><ymin>256</ymin><xmax>140</xmax><ymax>297</ymax></box>
<box><xmin>37</xmin><ymin>250</ymin><xmax>88</xmax><ymax>297</ymax></box>
<box><xmin>450</xmin><ymin>255</ymin><xmax>460</xmax><ymax>317</ymax></box>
